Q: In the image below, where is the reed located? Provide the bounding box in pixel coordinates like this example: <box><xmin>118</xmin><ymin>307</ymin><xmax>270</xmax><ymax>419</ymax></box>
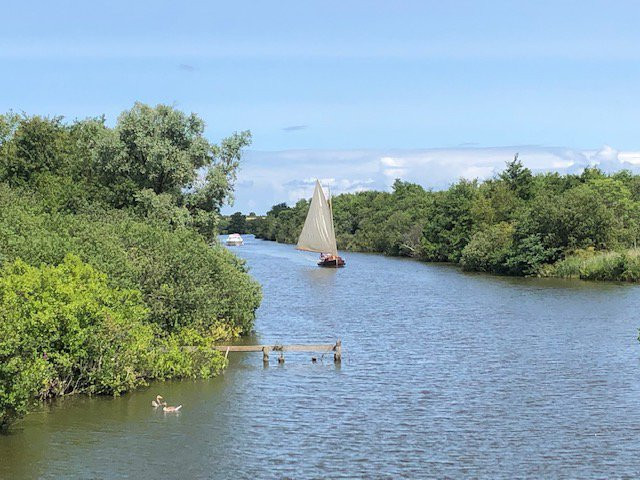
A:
<box><xmin>551</xmin><ymin>248</ymin><xmax>640</xmax><ymax>282</ymax></box>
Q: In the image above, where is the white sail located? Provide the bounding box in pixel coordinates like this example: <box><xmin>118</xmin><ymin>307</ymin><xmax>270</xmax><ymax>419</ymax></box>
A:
<box><xmin>296</xmin><ymin>180</ymin><xmax>338</xmax><ymax>256</ymax></box>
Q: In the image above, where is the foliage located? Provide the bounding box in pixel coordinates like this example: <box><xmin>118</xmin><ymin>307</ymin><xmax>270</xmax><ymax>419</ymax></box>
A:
<box><xmin>421</xmin><ymin>180</ymin><xmax>477</xmax><ymax>262</ymax></box>
<box><xmin>0</xmin><ymin>256</ymin><xmax>238</xmax><ymax>429</ymax></box>
<box><xmin>550</xmin><ymin>248</ymin><xmax>640</xmax><ymax>282</ymax></box>
<box><xmin>0</xmin><ymin>185</ymin><xmax>261</xmax><ymax>335</ymax></box>
<box><xmin>461</xmin><ymin>222</ymin><xmax>514</xmax><ymax>273</ymax></box>
<box><xmin>93</xmin><ymin>103</ymin><xmax>211</xmax><ymax>201</ymax></box>
<box><xmin>0</xmin><ymin>105</ymin><xmax>252</xmax><ymax>239</ymax></box>
<box><xmin>225</xmin><ymin>211</ymin><xmax>248</xmax><ymax>234</ymax></box>
<box><xmin>0</xmin><ymin>104</ymin><xmax>260</xmax><ymax>429</ymax></box>
<box><xmin>0</xmin><ymin>256</ymin><xmax>154</xmax><ymax>428</ymax></box>
<box><xmin>499</xmin><ymin>153</ymin><xmax>533</xmax><ymax>200</ymax></box>
<box><xmin>253</xmin><ymin>157</ymin><xmax>640</xmax><ymax>281</ymax></box>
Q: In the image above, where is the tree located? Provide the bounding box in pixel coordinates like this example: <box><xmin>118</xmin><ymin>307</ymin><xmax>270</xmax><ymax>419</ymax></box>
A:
<box><xmin>421</xmin><ymin>180</ymin><xmax>478</xmax><ymax>262</ymax></box>
<box><xmin>93</xmin><ymin>103</ymin><xmax>211</xmax><ymax>203</ymax></box>
<box><xmin>227</xmin><ymin>212</ymin><xmax>247</xmax><ymax>233</ymax></box>
<box><xmin>92</xmin><ymin>103</ymin><xmax>251</xmax><ymax>220</ymax></box>
<box><xmin>0</xmin><ymin>115</ymin><xmax>70</xmax><ymax>185</ymax></box>
<box><xmin>0</xmin><ymin>105</ymin><xmax>262</xmax><ymax>429</ymax></box>
<box><xmin>267</xmin><ymin>202</ymin><xmax>290</xmax><ymax>217</ymax></box>
<box><xmin>499</xmin><ymin>153</ymin><xmax>533</xmax><ymax>200</ymax></box>
<box><xmin>461</xmin><ymin>222</ymin><xmax>515</xmax><ymax>273</ymax></box>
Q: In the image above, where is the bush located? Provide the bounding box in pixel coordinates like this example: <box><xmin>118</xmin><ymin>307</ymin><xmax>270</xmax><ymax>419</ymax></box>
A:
<box><xmin>0</xmin><ymin>256</ymin><xmax>154</xmax><ymax>428</ymax></box>
<box><xmin>461</xmin><ymin>222</ymin><xmax>514</xmax><ymax>273</ymax></box>
<box><xmin>152</xmin><ymin>327</ymin><xmax>227</xmax><ymax>380</ymax></box>
<box><xmin>0</xmin><ymin>185</ymin><xmax>262</xmax><ymax>335</ymax></box>
<box><xmin>0</xmin><ymin>255</ymin><xmax>236</xmax><ymax>429</ymax></box>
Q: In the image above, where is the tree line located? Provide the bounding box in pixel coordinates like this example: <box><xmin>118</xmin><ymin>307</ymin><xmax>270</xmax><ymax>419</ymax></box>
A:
<box><xmin>250</xmin><ymin>157</ymin><xmax>640</xmax><ymax>281</ymax></box>
<box><xmin>0</xmin><ymin>104</ymin><xmax>261</xmax><ymax>429</ymax></box>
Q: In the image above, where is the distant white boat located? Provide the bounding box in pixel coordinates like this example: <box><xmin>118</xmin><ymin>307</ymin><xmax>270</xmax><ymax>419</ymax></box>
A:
<box><xmin>226</xmin><ymin>233</ymin><xmax>244</xmax><ymax>246</ymax></box>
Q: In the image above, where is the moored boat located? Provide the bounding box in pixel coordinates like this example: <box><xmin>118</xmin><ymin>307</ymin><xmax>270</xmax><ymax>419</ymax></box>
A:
<box><xmin>226</xmin><ymin>233</ymin><xmax>244</xmax><ymax>246</ymax></box>
<box><xmin>296</xmin><ymin>180</ymin><xmax>345</xmax><ymax>268</ymax></box>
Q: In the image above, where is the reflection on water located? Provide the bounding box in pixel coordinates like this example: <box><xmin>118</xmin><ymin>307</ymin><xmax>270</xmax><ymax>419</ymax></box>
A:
<box><xmin>2</xmin><ymin>235</ymin><xmax>640</xmax><ymax>478</ymax></box>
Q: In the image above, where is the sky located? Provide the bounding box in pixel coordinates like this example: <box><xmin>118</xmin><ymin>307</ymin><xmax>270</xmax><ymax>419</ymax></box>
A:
<box><xmin>2</xmin><ymin>1</ymin><xmax>640</xmax><ymax>213</ymax></box>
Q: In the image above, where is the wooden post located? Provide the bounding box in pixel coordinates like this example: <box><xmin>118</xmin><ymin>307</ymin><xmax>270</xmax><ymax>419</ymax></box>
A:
<box><xmin>262</xmin><ymin>346</ymin><xmax>269</xmax><ymax>364</ymax></box>
<box><xmin>334</xmin><ymin>339</ymin><xmax>342</xmax><ymax>363</ymax></box>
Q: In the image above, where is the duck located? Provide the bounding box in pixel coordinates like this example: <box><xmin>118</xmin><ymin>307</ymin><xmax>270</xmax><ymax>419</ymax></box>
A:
<box><xmin>163</xmin><ymin>404</ymin><xmax>182</xmax><ymax>413</ymax></box>
<box><xmin>152</xmin><ymin>394</ymin><xmax>182</xmax><ymax>412</ymax></box>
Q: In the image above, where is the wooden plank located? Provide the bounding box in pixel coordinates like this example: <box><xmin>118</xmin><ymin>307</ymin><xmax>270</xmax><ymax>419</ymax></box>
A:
<box><xmin>211</xmin><ymin>344</ymin><xmax>336</xmax><ymax>353</ymax></box>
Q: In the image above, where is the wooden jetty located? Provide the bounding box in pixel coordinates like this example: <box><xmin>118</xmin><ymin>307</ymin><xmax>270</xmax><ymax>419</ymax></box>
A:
<box><xmin>211</xmin><ymin>340</ymin><xmax>342</xmax><ymax>364</ymax></box>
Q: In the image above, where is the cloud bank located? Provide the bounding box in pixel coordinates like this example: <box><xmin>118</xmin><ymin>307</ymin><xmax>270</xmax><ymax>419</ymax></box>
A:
<box><xmin>224</xmin><ymin>145</ymin><xmax>640</xmax><ymax>214</ymax></box>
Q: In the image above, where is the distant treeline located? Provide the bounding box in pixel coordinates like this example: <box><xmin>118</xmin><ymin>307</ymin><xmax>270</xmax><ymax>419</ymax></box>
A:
<box><xmin>0</xmin><ymin>104</ymin><xmax>261</xmax><ymax>429</ymax></box>
<box><xmin>250</xmin><ymin>157</ymin><xmax>640</xmax><ymax>281</ymax></box>
<box><xmin>220</xmin><ymin>211</ymin><xmax>259</xmax><ymax>235</ymax></box>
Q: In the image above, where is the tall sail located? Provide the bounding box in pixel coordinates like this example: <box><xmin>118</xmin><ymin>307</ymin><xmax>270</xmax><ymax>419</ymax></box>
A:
<box><xmin>296</xmin><ymin>180</ymin><xmax>338</xmax><ymax>256</ymax></box>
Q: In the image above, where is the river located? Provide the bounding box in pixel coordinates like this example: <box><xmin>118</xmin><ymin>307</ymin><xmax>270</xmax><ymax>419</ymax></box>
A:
<box><xmin>1</xmin><ymin>235</ymin><xmax>640</xmax><ymax>479</ymax></box>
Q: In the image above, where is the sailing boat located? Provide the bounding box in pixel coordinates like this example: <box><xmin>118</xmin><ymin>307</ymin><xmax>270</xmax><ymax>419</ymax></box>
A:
<box><xmin>296</xmin><ymin>180</ymin><xmax>346</xmax><ymax>268</ymax></box>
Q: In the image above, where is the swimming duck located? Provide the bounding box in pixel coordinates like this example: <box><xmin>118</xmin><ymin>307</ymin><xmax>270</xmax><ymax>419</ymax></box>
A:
<box><xmin>162</xmin><ymin>404</ymin><xmax>182</xmax><ymax>413</ymax></box>
<box><xmin>151</xmin><ymin>395</ymin><xmax>164</xmax><ymax>408</ymax></box>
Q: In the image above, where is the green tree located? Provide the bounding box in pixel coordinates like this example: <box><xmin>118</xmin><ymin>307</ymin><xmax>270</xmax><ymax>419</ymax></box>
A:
<box><xmin>227</xmin><ymin>211</ymin><xmax>247</xmax><ymax>233</ymax></box>
<box><xmin>0</xmin><ymin>184</ymin><xmax>262</xmax><ymax>335</ymax></box>
<box><xmin>90</xmin><ymin>103</ymin><xmax>251</xmax><ymax>236</ymax></box>
<box><xmin>0</xmin><ymin>115</ymin><xmax>70</xmax><ymax>185</ymax></box>
<box><xmin>499</xmin><ymin>153</ymin><xmax>533</xmax><ymax>200</ymax></box>
<box><xmin>93</xmin><ymin>103</ymin><xmax>212</xmax><ymax>203</ymax></box>
<box><xmin>421</xmin><ymin>180</ymin><xmax>478</xmax><ymax>262</ymax></box>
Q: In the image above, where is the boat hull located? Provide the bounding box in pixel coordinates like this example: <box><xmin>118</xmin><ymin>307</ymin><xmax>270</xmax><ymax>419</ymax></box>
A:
<box><xmin>226</xmin><ymin>234</ymin><xmax>244</xmax><ymax>246</ymax></box>
<box><xmin>317</xmin><ymin>256</ymin><xmax>346</xmax><ymax>268</ymax></box>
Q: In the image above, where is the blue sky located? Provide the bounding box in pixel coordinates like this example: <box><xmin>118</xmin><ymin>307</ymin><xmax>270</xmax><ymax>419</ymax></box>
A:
<box><xmin>2</xmin><ymin>1</ymin><xmax>640</xmax><ymax>213</ymax></box>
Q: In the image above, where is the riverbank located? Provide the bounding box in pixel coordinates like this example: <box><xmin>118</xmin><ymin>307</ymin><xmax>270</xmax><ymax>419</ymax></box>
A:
<box><xmin>544</xmin><ymin>248</ymin><xmax>640</xmax><ymax>282</ymax></box>
<box><xmin>247</xmin><ymin>160</ymin><xmax>640</xmax><ymax>283</ymax></box>
<box><xmin>251</xmin><ymin>235</ymin><xmax>640</xmax><ymax>283</ymax></box>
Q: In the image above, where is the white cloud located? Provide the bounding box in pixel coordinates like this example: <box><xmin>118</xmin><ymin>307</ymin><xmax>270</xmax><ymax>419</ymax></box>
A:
<box><xmin>619</xmin><ymin>152</ymin><xmax>640</xmax><ymax>165</ymax></box>
<box><xmin>224</xmin><ymin>145</ymin><xmax>640</xmax><ymax>214</ymax></box>
<box><xmin>383</xmin><ymin>168</ymin><xmax>408</xmax><ymax>179</ymax></box>
<box><xmin>380</xmin><ymin>156</ymin><xmax>405</xmax><ymax>167</ymax></box>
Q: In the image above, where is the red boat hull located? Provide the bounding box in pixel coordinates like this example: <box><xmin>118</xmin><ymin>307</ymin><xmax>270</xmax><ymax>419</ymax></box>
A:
<box><xmin>318</xmin><ymin>256</ymin><xmax>346</xmax><ymax>268</ymax></box>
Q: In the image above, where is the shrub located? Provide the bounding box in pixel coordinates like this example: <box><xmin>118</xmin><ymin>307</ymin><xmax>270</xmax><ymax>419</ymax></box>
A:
<box><xmin>0</xmin><ymin>256</ymin><xmax>154</xmax><ymax>428</ymax></box>
<box><xmin>0</xmin><ymin>255</ymin><xmax>237</xmax><ymax>429</ymax></box>
<box><xmin>461</xmin><ymin>222</ymin><xmax>514</xmax><ymax>273</ymax></box>
<box><xmin>550</xmin><ymin>248</ymin><xmax>640</xmax><ymax>282</ymax></box>
<box><xmin>0</xmin><ymin>185</ymin><xmax>262</xmax><ymax>335</ymax></box>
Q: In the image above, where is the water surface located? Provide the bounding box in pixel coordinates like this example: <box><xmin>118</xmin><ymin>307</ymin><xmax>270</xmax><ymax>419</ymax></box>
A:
<box><xmin>2</xmin><ymin>235</ymin><xmax>640</xmax><ymax>478</ymax></box>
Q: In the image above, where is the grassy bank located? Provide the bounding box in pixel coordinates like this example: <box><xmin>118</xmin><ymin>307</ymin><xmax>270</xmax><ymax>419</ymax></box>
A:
<box><xmin>545</xmin><ymin>248</ymin><xmax>640</xmax><ymax>282</ymax></box>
